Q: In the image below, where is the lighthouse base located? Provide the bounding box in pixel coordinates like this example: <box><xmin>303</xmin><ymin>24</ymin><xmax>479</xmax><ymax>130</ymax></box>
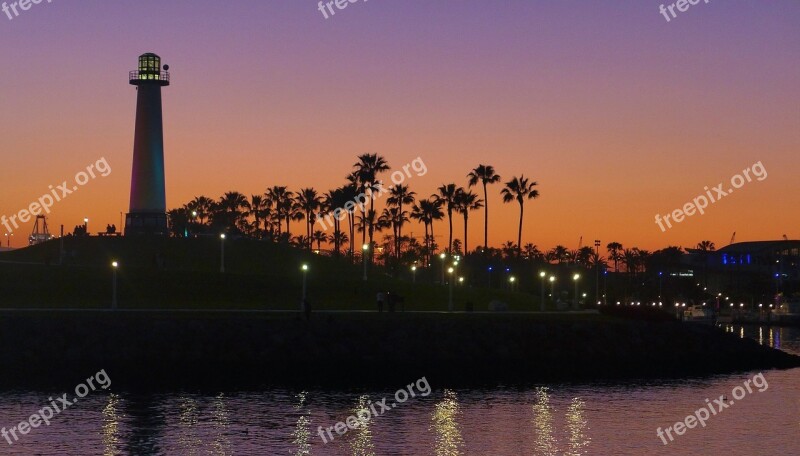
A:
<box><xmin>125</xmin><ymin>212</ymin><xmax>168</xmax><ymax>237</ymax></box>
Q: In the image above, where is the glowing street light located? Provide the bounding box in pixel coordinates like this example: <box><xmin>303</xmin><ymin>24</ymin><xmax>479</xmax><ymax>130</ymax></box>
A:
<box><xmin>219</xmin><ymin>233</ymin><xmax>226</xmax><ymax>273</ymax></box>
<box><xmin>549</xmin><ymin>275</ymin><xmax>556</xmax><ymax>301</ymax></box>
<box><xmin>448</xmin><ymin>267</ymin><xmax>455</xmax><ymax>311</ymax></box>
<box><xmin>440</xmin><ymin>253</ymin><xmax>447</xmax><ymax>285</ymax></box>
<box><xmin>111</xmin><ymin>261</ymin><xmax>119</xmax><ymax>310</ymax></box>
<box><xmin>509</xmin><ymin>275</ymin><xmax>516</xmax><ymax>292</ymax></box>
<box><xmin>539</xmin><ymin>271</ymin><xmax>546</xmax><ymax>311</ymax></box>
<box><xmin>362</xmin><ymin>244</ymin><xmax>369</xmax><ymax>281</ymax></box>
<box><xmin>573</xmin><ymin>273</ymin><xmax>581</xmax><ymax>307</ymax></box>
<box><xmin>411</xmin><ymin>265</ymin><xmax>417</xmax><ymax>284</ymax></box>
<box><xmin>301</xmin><ymin>264</ymin><xmax>309</xmax><ymax>303</ymax></box>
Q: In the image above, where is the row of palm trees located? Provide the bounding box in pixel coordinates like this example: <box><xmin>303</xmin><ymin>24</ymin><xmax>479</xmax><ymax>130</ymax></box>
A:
<box><xmin>168</xmin><ymin>155</ymin><xmax>542</xmax><ymax>262</ymax></box>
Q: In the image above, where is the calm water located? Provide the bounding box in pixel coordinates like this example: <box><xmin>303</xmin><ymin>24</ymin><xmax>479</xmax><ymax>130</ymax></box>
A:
<box><xmin>1</xmin><ymin>326</ymin><xmax>798</xmax><ymax>455</ymax></box>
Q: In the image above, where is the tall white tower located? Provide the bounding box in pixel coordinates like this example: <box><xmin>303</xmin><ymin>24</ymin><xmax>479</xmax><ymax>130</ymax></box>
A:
<box><xmin>125</xmin><ymin>53</ymin><xmax>170</xmax><ymax>236</ymax></box>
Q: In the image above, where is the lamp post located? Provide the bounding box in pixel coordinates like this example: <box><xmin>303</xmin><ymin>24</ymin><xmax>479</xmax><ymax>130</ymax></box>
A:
<box><xmin>301</xmin><ymin>264</ymin><xmax>309</xmax><ymax>303</ymax></box>
<box><xmin>448</xmin><ymin>267</ymin><xmax>454</xmax><ymax>311</ymax></box>
<box><xmin>111</xmin><ymin>261</ymin><xmax>119</xmax><ymax>310</ymax></box>
<box><xmin>549</xmin><ymin>276</ymin><xmax>556</xmax><ymax>302</ymax></box>
<box><xmin>539</xmin><ymin>271</ymin><xmax>546</xmax><ymax>311</ymax></box>
<box><xmin>509</xmin><ymin>276</ymin><xmax>516</xmax><ymax>292</ymax></box>
<box><xmin>440</xmin><ymin>253</ymin><xmax>447</xmax><ymax>285</ymax></box>
<box><xmin>573</xmin><ymin>273</ymin><xmax>580</xmax><ymax>308</ymax></box>
<box><xmin>362</xmin><ymin>244</ymin><xmax>369</xmax><ymax>281</ymax></box>
<box><xmin>411</xmin><ymin>265</ymin><xmax>417</xmax><ymax>284</ymax></box>
<box><xmin>220</xmin><ymin>234</ymin><xmax>226</xmax><ymax>273</ymax></box>
<box><xmin>658</xmin><ymin>271</ymin><xmax>663</xmax><ymax>299</ymax></box>
<box><xmin>594</xmin><ymin>240</ymin><xmax>601</xmax><ymax>305</ymax></box>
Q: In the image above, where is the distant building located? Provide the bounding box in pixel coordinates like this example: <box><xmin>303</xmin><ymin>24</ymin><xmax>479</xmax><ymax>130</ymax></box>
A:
<box><xmin>691</xmin><ymin>240</ymin><xmax>800</xmax><ymax>298</ymax></box>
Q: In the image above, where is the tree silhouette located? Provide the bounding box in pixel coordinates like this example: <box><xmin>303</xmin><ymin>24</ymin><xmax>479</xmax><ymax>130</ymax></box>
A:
<box><xmin>468</xmin><ymin>164</ymin><xmax>501</xmax><ymax>251</ymax></box>
<box><xmin>501</xmin><ymin>175</ymin><xmax>540</xmax><ymax>256</ymax></box>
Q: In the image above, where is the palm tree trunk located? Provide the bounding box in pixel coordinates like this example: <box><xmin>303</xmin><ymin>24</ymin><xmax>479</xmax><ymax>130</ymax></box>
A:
<box><xmin>448</xmin><ymin>210</ymin><xmax>453</xmax><ymax>253</ymax></box>
<box><xmin>463</xmin><ymin>213</ymin><xmax>469</xmax><ymax>255</ymax></box>
<box><xmin>483</xmin><ymin>182</ymin><xmax>488</xmax><ymax>250</ymax></box>
<box><xmin>517</xmin><ymin>202</ymin><xmax>524</xmax><ymax>255</ymax></box>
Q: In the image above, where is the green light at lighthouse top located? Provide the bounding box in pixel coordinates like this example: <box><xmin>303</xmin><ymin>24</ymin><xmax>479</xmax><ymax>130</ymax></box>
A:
<box><xmin>129</xmin><ymin>53</ymin><xmax>170</xmax><ymax>86</ymax></box>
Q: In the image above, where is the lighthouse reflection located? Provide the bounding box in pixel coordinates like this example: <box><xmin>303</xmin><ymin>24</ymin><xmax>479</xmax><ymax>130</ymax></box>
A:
<box><xmin>431</xmin><ymin>389</ymin><xmax>464</xmax><ymax>456</ymax></box>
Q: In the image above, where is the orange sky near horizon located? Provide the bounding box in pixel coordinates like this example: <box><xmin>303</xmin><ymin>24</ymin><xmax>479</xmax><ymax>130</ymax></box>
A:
<box><xmin>0</xmin><ymin>1</ymin><xmax>798</xmax><ymax>252</ymax></box>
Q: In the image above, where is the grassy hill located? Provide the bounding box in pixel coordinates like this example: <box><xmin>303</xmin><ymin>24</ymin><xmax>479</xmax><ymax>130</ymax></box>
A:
<box><xmin>0</xmin><ymin>237</ymin><xmax>539</xmax><ymax>311</ymax></box>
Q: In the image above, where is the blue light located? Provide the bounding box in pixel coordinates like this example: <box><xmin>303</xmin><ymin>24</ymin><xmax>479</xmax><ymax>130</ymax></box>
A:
<box><xmin>488</xmin><ymin>267</ymin><xmax>493</xmax><ymax>271</ymax></box>
<box><xmin>505</xmin><ymin>268</ymin><xmax>510</xmax><ymax>272</ymax></box>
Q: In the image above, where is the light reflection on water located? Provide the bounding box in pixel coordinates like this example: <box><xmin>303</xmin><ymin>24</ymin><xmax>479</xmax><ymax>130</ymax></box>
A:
<box><xmin>431</xmin><ymin>389</ymin><xmax>464</xmax><ymax>456</ymax></box>
<box><xmin>0</xmin><ymin>326</ymin><xmax>796</xmax><ymax>455</ymax></box>
<box><xmin>532</xmin><ymin>387</ymin><xmax>557</xmax><ymax>455</ymax></box>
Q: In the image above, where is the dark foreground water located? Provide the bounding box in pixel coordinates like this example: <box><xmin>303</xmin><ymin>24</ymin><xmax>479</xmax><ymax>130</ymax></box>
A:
<box><xmin>1</xmin><ymin>326</ymin><xmax>798</xmax><ymax>455</ymax></box>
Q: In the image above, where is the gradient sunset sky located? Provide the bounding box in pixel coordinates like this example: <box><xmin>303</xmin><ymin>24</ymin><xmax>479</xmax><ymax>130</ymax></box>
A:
<box><xmin>0</xmin><ymin>0</ymin><xmax>798</xmax><ymax>251</ymax></box>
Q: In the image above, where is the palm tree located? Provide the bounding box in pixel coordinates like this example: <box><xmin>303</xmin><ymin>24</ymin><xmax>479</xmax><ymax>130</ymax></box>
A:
<box><xmin>186</xmin><ymin>196</ymin><xmax>214</xmax><ymax>226</ymax></box>
<box><xmin>215</xmin><ymin>191</ymin><xmax>249</xmax><ymax>232</ymax></box>
<box><xmin>249</xmin><ymin>194</ymin><xmax>270</xmax><ymax>238</ymax></box>
<box><xmin>549</xmin><ymin>245</ymin><xmax>570</xmax><ymax>264</ymax></box>
<box><xmin>387</xmin><ymin>184</ymin><xmax>416</xmax><ymax>258</ymax></box>
<box><xmin>606</xmin><ymin>242</ymin><xmax>624</xmax><ymax>272</ymax></box>
<box><xmin>353</xmin><ymin>154</ymin><xmax>390</xmax><ymax>251</ymax></box>
<box><xmin>522</xmin><ymin>243</ymin><xmax>543</xmax><ymax>261</ymax></box>
<box><xmin>296</xmin><ymin>188</ymin><xmax>321</xmax><ymax>249</ymax></box>
<box><xmin>411</xmin><ymin>197</ymin><xmax>443</xmax><ymax>264</ymax></box>
<box><xmin>312</xmin><ymin>230</ymin><xmax>329</xmax><ymax>252</ymax></box>
<box><xmin>623</xmin><ymin>248</ymin><xmax>640</xmax><ymax>275</ymax></box>
<box><xmin>500</xmin><ymin>175</ymin><xmax>540</xmax><ymax>255</ymax></box>
<box><xmin>454</xmin><ymin>188</ymin><xmax>483</xmax><ymax>255</ymax></box>
<box><xmin>435</xmin><ymin>184</ymin><xmax>460</xmax><ymax>253</ymax></box>
<box><xmin>576</xmin><ymin>246</ymin><xmax>595</xmax><ymax>267</ymax></box>
<box><xmin>341</xmin><ymin>181</ymin><xmax>359</xmax><ymax>259</ymax></box>
<box><xmin>266</xmin><ymin>186</ymin><xmax>293</xmax><ymax>237</ymax></box>
<box><xmin>696</xmin><ymin>241</ymin><xmax>716</xmax><ymax>252</ymax></box>
<box><xmin>467</xmin><ymin>165</ymin><xmax>501</xmax><ymax>251</ymax></box>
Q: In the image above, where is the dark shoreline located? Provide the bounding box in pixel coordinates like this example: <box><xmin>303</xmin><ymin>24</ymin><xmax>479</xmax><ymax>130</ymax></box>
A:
<box><xmin>1</xmin><ymin>311</ymin><xmax>797</xmax><ymax>390</ymax></box>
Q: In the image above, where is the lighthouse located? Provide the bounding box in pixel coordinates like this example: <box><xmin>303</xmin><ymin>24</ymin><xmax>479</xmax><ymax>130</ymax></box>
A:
<box><xmin>125</xmin><ymin>53</ymin><xmax>170</xmax><ymax>236</ymax></box>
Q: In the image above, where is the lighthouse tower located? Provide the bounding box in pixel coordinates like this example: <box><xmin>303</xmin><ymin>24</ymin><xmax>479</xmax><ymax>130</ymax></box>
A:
<box><xmin>125</xmin><ymin>53</ymin><xmax>170</xmax><ymax>236</ymax></box>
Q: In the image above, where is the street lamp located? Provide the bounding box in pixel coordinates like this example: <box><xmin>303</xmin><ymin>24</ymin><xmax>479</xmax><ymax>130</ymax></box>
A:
<box><xmin>220</xmin><ymin>234</ymin><xmax>226</xmax><ymax>273</ymax></box>
<box><xmin>301</xmin><ymin>264</ymin><xmax>309</xmax><ymax>303</ymax></box>
<box><xmin>573</xmin><ymin>273</ymin><xmax>580</xmax><ymax>306</ymax></box>
<box><xmin>594</xmin><ymin>240</ymin><xmax>601</xmax><ymax>305</ymax></box>
<box><xmin>549</xmin><ymin>275</ymin><xmax>556</xmax><ymax>301</ymax></box>
<box><xmin>448</xmin><ymin>267</ymin><xmax>455</xmax><ymax>311</ymax></box>
<box><xmin>440</xmin><ymin>253</ymin><xmax>447</xmax><ymax>285</ymax></box>
<box><xmin>509</xmin><ymin>275</ymin><xmax>516</xmax><ymax>292</ymax></box>
<box><xmin>411</xmin><ymin>265</ymin><xmax>417</xmax><ymax>284</ymax></box>
<box><xmin>362</xmin><ymin>244</ymin><xmax>369</xmax><ymax>281</ymax></box>
<box><xmin>658</xmin><ymin>271</ymin><xmax>663</xmax><ymax>299</ymax></box>
<box><xmin>111</xmin><ymin>261</ymin><xmax>119</xmax><ymax>310</ymax></box>
<box><xmin>539</xmin><ymin>271</ymin><xmax>546</xmax><ymax>311</ymax></box>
